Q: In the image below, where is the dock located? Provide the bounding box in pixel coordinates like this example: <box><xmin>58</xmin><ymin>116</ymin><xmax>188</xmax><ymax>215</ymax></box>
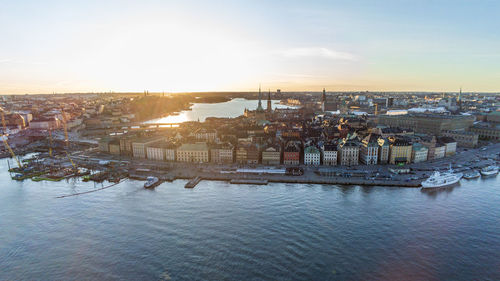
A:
<box><xmin>230</xmin><ymin>179</ymin><xmax>268</xmax><ymax>185</ymax></box>
<box><xmin>185</xmin><ymin>176</ymin><xmax>202</xmax><ymax>188</ymax></box>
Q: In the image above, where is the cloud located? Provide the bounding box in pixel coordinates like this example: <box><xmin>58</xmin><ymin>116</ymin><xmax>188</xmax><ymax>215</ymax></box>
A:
<box><xmin>0</xmin><ymin>58</ymin><xmax>46</xmax><ymax>65</ymax></box>
<box><xmin>280</xmin><ymin>47</ymin><xmax>358</xmax><ymax>61</ymax></box>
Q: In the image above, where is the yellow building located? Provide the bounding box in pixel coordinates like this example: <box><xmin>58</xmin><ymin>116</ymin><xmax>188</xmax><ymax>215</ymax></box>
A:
<box><xmin>389</xmin><ymin>138</ymin><xmax>412</xmax><ymax>164</ymax></box>
<box><xmin>176</xmin><ymin>142</ymin><xmax>209</xmax><ymax>163</ymax></box>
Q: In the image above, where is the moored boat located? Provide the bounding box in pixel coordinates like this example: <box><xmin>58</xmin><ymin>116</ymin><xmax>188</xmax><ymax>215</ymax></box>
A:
<box><xmin>144</xmin><ymin>176</ymin><xmax>161</xmax><ymax>189</ymax></box>
<box><xmin>421</xmin><ymin>169</ymin><xmax>463</xmax><ymax>189</ymax></box>
<box><xmin>463</xmin><ymin>170</ymin><xmax>480</xmax><ymax>179</ymax></box>
<box><xmin>480</xmin><ymin>166</ymin><xmax>498</xmax><ymax>177</ymax></box>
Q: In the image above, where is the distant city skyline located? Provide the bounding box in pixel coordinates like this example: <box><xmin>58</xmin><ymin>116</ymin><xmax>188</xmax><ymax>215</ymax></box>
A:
<box><xmin>1</xmin><ymin>0</ymin><xmax>500</xmax><ymax>94</ymax></box>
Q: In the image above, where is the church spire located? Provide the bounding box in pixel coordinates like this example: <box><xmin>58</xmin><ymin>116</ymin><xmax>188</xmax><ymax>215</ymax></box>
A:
<box><xmin>256</xmin><ymin>84</ymin><xmax>264</xmax><ymax>112</ymax></box>
<box><xmin>267</xmin><ymin>89</ymin><xmax>272</xmax><ymax>112</ymax></box>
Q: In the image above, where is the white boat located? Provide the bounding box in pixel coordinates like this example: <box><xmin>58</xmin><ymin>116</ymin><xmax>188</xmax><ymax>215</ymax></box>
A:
<box><xmin>144</xmin><ymin>176</ymin><xmax>160</xmax><ymax>189</ymax></box>
<box><xmin>480</xmin><ymin>166</ymin><xmax>499</xmax><ymax>177</ymax></box>
<box><xmin>463</xmin><ymin>170</ymin><xmax>480</xmax><ymax>179</ymax></box>
<box><xmin>421</xmin><ymin>169</ymin><xmax>463</xmax><ymax>189</ymax></box>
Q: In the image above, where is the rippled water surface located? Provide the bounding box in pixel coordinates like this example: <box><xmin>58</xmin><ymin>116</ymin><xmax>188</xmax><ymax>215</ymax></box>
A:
<box><xmin>1</xmin><ymin>158</ymin><xmax>499</xmax><ymax>280</ymax></box>
<box><xmin>145</xmin><ymin>98</ymin><xmax>293</xmax><ymax>123</ymax></box>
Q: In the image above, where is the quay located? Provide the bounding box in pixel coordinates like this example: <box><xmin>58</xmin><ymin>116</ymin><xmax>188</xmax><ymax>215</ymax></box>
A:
<box><xmin>230</xmin><ymin>179</ymin><xmax>268</xmax><ymax>185</ymax></box>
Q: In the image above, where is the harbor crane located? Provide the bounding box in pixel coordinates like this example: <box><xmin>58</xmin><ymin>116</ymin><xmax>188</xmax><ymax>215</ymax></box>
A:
<box><xmin>0</xmin><ymin>107</ymin><xmax>22</xmax><ymax>169</ymax></box>
<box><xmin>59</xmin><ymin>107</ymin><xmax>69</xmax><ymax>148</ymax></box>
<box><xmin>48</xmin><ymin>129</ymin><xmax>53</xmax><ymax>157</ymax></box>
<box><xmin>59</xmin><ymin>106</ymin><xmax>77</xmax><ymax>172</ymax></box>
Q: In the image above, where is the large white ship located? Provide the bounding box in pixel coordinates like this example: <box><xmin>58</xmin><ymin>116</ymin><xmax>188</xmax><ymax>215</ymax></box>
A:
<box><xmin>480</xmin><ymin>166</ymin><xmax>499</xmax><ymax>177</ymax></box>
<box><xmin>421</xmin><ymin>169</ymin><xmax>463</xmax><ymax>189</ymax></box>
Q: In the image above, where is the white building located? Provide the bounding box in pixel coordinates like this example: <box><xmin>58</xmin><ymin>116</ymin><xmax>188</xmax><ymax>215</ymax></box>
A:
<box><xmin>304</xmin><ymin>145</ymin><xmax>321</xmax><ymax>166</ymax></box>
<box><xmin>439</xmin><ymin>137</ymin><xmax>457</xmax><ymax>156</ymax></box>
<box><xmin>146</xmin><ymin>145</ymin><xmax>165</xmax><ymax>161</ymax></box>
<box><xmin>322</xmin><ymin>144</ymin><xmax>338</xmax><ymax>166</ymax></box>
<box><xmin>132</xmin><ymin>137</ymin><xmax>164</xmax><ymax>159</ymax></box>
<box><xmin>412</xmin><ymin>143</ymin><xmax>428</xmax><ymax>163</ymax></box>
<box><xmin>434</xmin><ymin>144</ymin><xmax>446</xmax><ymax>159</ymax></box>
<box><xmin>360</xmin><ymin>134</ymin><xmax>379</xmax><ymax>165</ymax></box>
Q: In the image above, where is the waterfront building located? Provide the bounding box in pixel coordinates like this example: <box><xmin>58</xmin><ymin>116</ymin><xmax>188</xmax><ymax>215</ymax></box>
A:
<box><xmin>235</xmin><ymin>145</ymin><xmax>248</xmax><ymax>164</ymax></box>
<box><xmin>146</xmin><ymin>143</ymin><xmax>167</xmax><ymax>161</ymax></box>
<box><xmin>338</xmin><ymin>138</ymin><xmax>359</xmax><ymax>166</ymax></box>
<box><xmin>132</xmin><ymin>137</ymin><xmax>164</xmax><ymax>159</ymax></box>
<box><xmin>442</xmin><ymin>130</ymin><xmax>478</xmax><ymax>148</ymax></box>
<box><xmin>322</xmin><ymin>143</ymin><xmax>338</xmax><ymax>166</ymax></box>
<box><xmin>389</xmin><ymin>137</ymin><xmax>412</xmax><ymax>165</ymax></box>
<box><xmin>164</xmin><ymin>143</ymin><xmax>177</xmax><ymax>161</ymax></box>
<box><xmin>421</xmin><ymin>136</ymin><xmax>437</xmax><ymax>160</ymax></box>
<box><xmin>261</xmin><ymin>144</ymin><xmax>281</xmax><ymax>165</ymax></box>
<box><xmin>210</xmin><ymin>142</ymin><xmax>234</xmax><ymax>164</ymax></box>
<box><xmin>108</xmin><ymin>140</ymin><xmax>121</xmax><ymax>155</ymax></box>
<box><xmin>304</xmin><ymin>145</ymin><xmax>321</xmax><ymax>166</ymax></box>
<box><xmin>235</xmin><ymin>143</ymin><xmax>259</xmax><ymax>164</ymax></box>
<box><xmin>468</xmin><ymin>122</ymin><xmax>500</xmax><ymax>141</ymax></box>
<box><xmin>434</xmin><ymin>143</ymin><xmax>446</xmax><ymax>159</ymax></box>
<box><xmin>360</xmin><ymin>134</ymin><xmax>379</xmax><ymax>165</ymax></box>
<box><xmin>377</xmin><ymin>137</ymin><xmax>390</xmax><ymax>164</ymax></box>
<box><xmin>283</xmin><ymin>141</ymin><xmax>300</xmax><ymax>165</ymax></box>
<box><xmin>176</xmin><ymin>142</ymin><xmax>209</xmax><ymax>163</ymax></box>
<box><xmin>119</xmin><ymin>137</ymin><xmax>134</xmax><ymax>156</ymax></box>
<box><xmin>412</xmin><ymin>143</ymin><xmax>428</xmax><ymax>163</ymax></box>
<box><xmin>377</xmin><ymin>113</ymin><xmax>475</xmax><ymax>135</ymax></box>
<box><xmin>439</xmin><ymin>137</ymin><xmax>457</xmax><ymax>156</ymax></box>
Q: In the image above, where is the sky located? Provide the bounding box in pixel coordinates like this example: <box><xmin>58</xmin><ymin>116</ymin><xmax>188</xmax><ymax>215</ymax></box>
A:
<box><xmin>1</xmin><ymin>0</ymin><xmax>500</xmax><ymax>94</ymax></box>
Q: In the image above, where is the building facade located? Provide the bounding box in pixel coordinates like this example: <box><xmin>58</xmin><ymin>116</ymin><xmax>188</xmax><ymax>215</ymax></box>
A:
<box><xmin>132</xmin><ymin>137</ymin><xmax>164</xmax><ymax>159</ymax></box>
<box><xmin>283</xmin><ymin>141</ymin><xmax>300</xmax><ymax>165</ymax></box>
<box><xmin>389</xmin><ymin>138</ymin><xmax>412</xmax><ymax>164</ymax></box>
<box><xmin>322</xmin><ymin>144</ymin><xmax>338</xmax><ymax>166</ymax></box>
<box><xmin>176</xmin><ymin>142</ymin><xmax>209</xmax><ymax>163</ymax></box>
<box><xmin>360</xmin><ymin>134</ymin><xmax>379</xmax><ymax>165</ymax></box>
<box><xmin>261</xmin><ymin>145</ymin><xmax>281</xmax><ymax>165</ymax></box>
<box><xmin>434</xmin><ymin>144</ymin><xmax>446</xmax><ymax>159</ymax></box>
<box><xmin>338</xmin><ymin>139</ymin><xmax>359</xmax><ymax>166</ymax></box>
<box><xmin>442</xmin><ymin>130</ymin><xmax>478</xmax><ymax>148</ymax></box>
<box><xmin>412</xmin><ymin>143</ymin><xmax>428</xmax><ymax>163</ymax></box>
<box><xmin>304</xmin><ymin>145</ymin><xmax>321</xmax><ymax>166</ymax></box>
<box><xmin>378</xmin><ymin>113</ymin><xmax>475</xmax><ymax>135</ymax></box>
<box><xmin>210</xmin><ymin>143</ymin><xmax>234</xmax><ymax>164</ymax></box>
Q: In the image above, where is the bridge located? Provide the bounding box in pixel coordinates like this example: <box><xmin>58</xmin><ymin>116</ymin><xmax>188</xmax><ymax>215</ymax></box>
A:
<box><xmin>81</xmin><ymin>122</ymin><xmax>180</xmax><ymax>136</ymax></box>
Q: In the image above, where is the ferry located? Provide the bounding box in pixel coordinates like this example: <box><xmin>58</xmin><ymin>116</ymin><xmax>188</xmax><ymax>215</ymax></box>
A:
<box><xmin>463</xmin><ymin>170</ymin><xmax>480</xmax><ymax>179</ymax></box>
<box><xmin>480</xmin><ymin>166</ymin><xmax>499</xmax><ymax>177</ymax></box>
<box><xmin>144</xmin><ymin>176</ymin><xmax>160</xmax><ymax>189</ymax></box>
<box><xmin>421</xmin><ymin>169</ymin><xmax>463</xmax><ymax>189</ymax></box>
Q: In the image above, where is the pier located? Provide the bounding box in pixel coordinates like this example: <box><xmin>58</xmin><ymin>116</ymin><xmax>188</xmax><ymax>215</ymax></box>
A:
<box><xmin>185</xmin><ymin>176</ymin><xmax>202</xmax><ymax>188</ymax></box>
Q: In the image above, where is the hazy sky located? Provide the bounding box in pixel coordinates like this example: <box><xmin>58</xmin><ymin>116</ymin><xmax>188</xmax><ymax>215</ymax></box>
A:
<box><xmin>1</xmin><ymin>0</ymin><xmax>499</xmax><ymax>94</ymax></box>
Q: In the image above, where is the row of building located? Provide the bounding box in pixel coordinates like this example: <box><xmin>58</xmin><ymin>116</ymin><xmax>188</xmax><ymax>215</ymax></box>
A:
<box><xmin>98</xmin><ymin>132</ymin><xmax>459</xmax><ymax>166</ymax></box>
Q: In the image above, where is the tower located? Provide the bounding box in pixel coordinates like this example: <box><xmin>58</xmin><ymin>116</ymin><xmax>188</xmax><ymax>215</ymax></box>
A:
<box><xmin>267</xmin><ymin>89</ymin><xmax>272</xmax><ymax>112</ymax></box>
<box><xmin>458</xmin><ymin>87</ymin><xmax>462</xmax><ymax>110</ymax></box>
<box><xmin>256</xmin><ymin>84</ymin><xmax>264</xmax><ymax>112</ymax></box>
<box><xmin>322</xmin><ymin>88</ymin><xmax>326</xmax><ymax>103</ymax></box>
